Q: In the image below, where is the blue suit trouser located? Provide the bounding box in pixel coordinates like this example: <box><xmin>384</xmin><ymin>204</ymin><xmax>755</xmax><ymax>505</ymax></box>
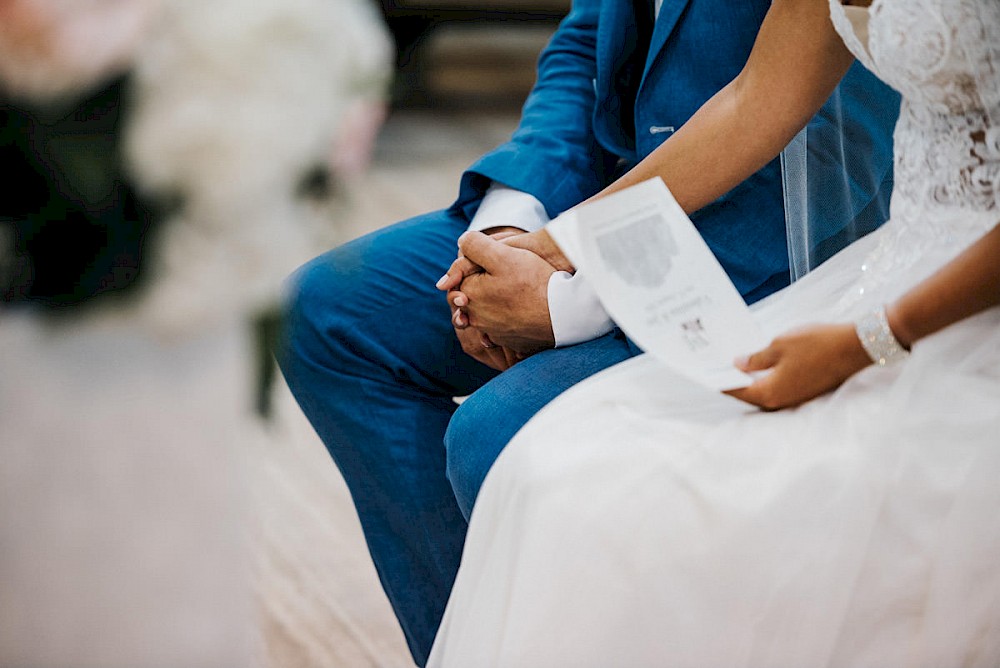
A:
<box><xmin>277</xmin><ymin>207</ymin><xmax>640</xmax><ymax>665</ymax></box>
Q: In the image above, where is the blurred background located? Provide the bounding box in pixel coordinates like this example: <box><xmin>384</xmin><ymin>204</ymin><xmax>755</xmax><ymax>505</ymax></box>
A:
<box><xmin>0</xmin><ymin>0</ymin><xmax>562</xmax><ymax>666</ymax></box>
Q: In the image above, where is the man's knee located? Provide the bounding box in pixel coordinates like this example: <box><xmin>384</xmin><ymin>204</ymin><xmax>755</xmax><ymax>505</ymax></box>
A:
<box><xmin>280</xmin><ymin>210</ymin><xmax>465</xmax><ymax>373</ymax></box>
<box><xmin>444</xmin><ymin>381</ymin><xmax>536</xmax><ymax>520</ymax></box>
<box><xmin>445</xmin><ymin>397</ymin><xmax>495</xmax><ymax>520</ymax></box>
<box><xmin>443</xmin><ymin>334</ymin><xmax>638</xmax><ymax>518</ymax></box>
<box><xmin>277</xmin><ymin>245</ymin><xmax>368</xmax><ymax>389</ymax></box>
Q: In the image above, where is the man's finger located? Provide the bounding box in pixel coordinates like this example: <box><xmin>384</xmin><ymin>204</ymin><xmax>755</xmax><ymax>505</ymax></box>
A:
<box><xmin>454</xmin><ymin>323</ymin><xmax>511</xmax><ymax>371</ymax></box>
<box><xmin>457</xmin><ymin>231</ymin><xmax>515</xmax><ymax>274</ymax></box>
<box><xmin>503</xmin><ymin>229</ymin><xmax>575</xmax><ymax>272</ymax></box>
<box><xmin>436</xmin><ymin>255</ymin><xmax>481</xmax><ymax>291</ymax></box>
<box><xmin>486</xmin><ymin>228</ymin><xmax>524</xmax><ymax>242</ymax></box>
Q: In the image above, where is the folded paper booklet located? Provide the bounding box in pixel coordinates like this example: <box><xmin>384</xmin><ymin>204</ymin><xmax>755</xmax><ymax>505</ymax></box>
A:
<box><xmin>547</xmin><ymin>177</ymin><xmax>767</xmax><ymax>390</ymax></box>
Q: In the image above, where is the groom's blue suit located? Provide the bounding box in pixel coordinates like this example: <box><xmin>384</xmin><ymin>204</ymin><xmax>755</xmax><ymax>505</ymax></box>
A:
<box><xmin>279</xmin><ymin>0</ymin><xmax>899</xmax><ymax>663</ymax></box>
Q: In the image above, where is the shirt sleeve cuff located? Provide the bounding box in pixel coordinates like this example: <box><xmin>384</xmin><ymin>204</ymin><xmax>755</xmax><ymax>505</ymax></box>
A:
<box><xmin>468</xmin><ymin>182</ymin><xmax>551</xmax><ymax>234</ymax></box>
<box><xmin>547</xmin><ymin>269</ymin><xmax>615</xmax><ymax>347</ymax></box>
<box><xmin>545</xmin><ymin>209</ymin><xmax>583</xmax><ymax>267</ymax></box>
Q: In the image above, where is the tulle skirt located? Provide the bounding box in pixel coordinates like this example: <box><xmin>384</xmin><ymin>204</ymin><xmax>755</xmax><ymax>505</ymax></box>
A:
<box><xmin>428</xmin><ymin>206</ymin><xmax>1000</xmax><ymax>667</ymax></box>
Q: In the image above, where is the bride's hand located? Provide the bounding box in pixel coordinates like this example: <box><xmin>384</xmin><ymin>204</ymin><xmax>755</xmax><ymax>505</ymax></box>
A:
<box><xmin>725</xmin><ymin>323</ymin><xmax>873</xmax><ymax>410</ymax></box>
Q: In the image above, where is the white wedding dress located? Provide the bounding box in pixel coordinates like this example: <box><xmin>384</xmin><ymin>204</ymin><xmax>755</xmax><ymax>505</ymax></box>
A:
<box><xmin>428</xmin><ymin>1</ymin><xmax>1000</xmax><ymax>665</ymax></box>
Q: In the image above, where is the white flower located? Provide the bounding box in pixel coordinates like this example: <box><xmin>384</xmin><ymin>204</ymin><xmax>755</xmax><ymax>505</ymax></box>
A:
<box><xmin>123</xmin><ymin>0</ymin><xmax>392</xmax><ymax>334</ymax></box>
<box><xmin>0</xmin><ymin>0</ymin><xmax>161</xmax><ymax>100</ymax></box>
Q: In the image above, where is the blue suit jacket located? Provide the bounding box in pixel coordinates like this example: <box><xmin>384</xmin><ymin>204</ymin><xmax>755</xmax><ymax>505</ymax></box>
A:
<box><xmin>454</xmin><ymin>0</ymin><xmax>899</xmax><ymax>303</ymax></box>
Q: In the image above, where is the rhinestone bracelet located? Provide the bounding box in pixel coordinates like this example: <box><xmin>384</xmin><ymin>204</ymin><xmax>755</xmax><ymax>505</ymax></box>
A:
<box><xmin>855</xmin><ymin>306</ymin><xmax>910</xmax><ymax>367</ymax></box>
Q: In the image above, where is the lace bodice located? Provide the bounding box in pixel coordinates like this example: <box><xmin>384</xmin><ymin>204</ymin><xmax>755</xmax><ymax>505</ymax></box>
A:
<box><xmin>826</xmin><ymin>0</ymin><xmax>1000</xmax><ymax>311</ymax></box>
<box><xmin>829</xmin><ymin>0</ymin><xmax>1000</xmax><ymax>221</ymax></box>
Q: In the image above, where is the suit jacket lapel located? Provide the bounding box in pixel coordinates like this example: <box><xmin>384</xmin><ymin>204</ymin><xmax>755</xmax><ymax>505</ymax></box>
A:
<box><xmin>594</xmin><ymin>0</ymin><xmax>648</xmax><ymax>150</ymax></box>
<box><xmin>639</xmin><ymin>0</ymin><xmax>692</xmax><ymax>91</ymax></box>
<box><xmin>595</xmin><ymin>0</ymin><xmax>632</xmax><ymax>107</ymax></box>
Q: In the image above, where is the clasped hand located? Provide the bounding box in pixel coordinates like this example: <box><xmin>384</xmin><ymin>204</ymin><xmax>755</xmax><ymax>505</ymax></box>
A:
<box><xmin>436</xmin><ymin>229</ymin><xmax>571</xmax><ymax>371</ymax></box>
<box><xmin>438</xmin><ymin>230</ymin><xmax>872</xmax><ymax>407</ymax></box>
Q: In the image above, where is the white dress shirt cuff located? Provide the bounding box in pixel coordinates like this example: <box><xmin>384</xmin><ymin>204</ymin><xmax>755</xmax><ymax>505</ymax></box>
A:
<box><xmin>545</xmin><ymin>209</ymin><xmax>583</xmax><ymax>267</ymax></box>
<box><xmin>468</xmin><ymin>183</ymin><xmax>550</xmax><ymax>233</ymax></box>
<box><xmin>547</xmin><ymin>270</ymin><xmax>615</xmax><ymax>347</ymax></box>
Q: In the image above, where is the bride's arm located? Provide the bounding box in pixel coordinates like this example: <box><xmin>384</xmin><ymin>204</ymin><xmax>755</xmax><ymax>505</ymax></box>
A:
<box><xmin>729</xmin><ymin>223</ymin><xmax>1000</xmax><ymax>410</ymax></box>
<box><xmin>440</xmin><ymin>0</ymin><xmax>856</xmax><ymax>278</ymax></box>
<box><xmin>589</xmin><ymin>0</ymin><xmax>854</xmax><ymax>213</ymax></box>
<box><xmin>885</xmin><ymin>225</ymin><xmax>1000</xmax><ymax>348</ymax></box>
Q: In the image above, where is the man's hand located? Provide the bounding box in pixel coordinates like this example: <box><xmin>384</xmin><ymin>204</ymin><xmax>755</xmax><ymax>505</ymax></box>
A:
<box><xmin>449</xmin><ymin>303</ymin><xmax>524</xmax><ymax>371</ymax></box>
<box><xmin>436</xmin><ymin>228</ymin><xmax>573</xmax><ymax>294</ymax></box>
<box><xmin>502</xmin><ymin>229</ymin><xmax>574</xmax><ymax>273</ymax></box>
<box><xmin>436</xmin><ymin>225</ymin><xmax>525</xmax><ymax>297</ymax></box>
<box><xmin>443</xmin><ymin>225</ymin><xmax>527</xmax><ymax>370</ymax></box>
<box><xmin>447</xmin><ymin>231</ymin><xmax>557</xmax><ymax>355</ymax></box>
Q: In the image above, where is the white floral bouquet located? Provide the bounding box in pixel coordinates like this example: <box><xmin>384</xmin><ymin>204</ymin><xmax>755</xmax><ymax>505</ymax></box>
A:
<box><xmin>0</xmin><ymin>0</ymin><xmax>392</xmax><ymax>333</ymax></box>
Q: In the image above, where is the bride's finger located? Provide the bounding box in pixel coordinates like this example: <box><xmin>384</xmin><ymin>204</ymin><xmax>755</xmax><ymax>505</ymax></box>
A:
<box><xmin>734</xmin><ymin>344</ymin><xmax>781</xmax><ymax>372</ymax></box>
<box><xmin>723</xmin><ymin>384</ymin><xmax>757</xmax><ymax>406</ymax></box>
<box><xmin>725</xmin><ymin>375</ymin><xmax>781</xmax><ymax>411</ymax></box>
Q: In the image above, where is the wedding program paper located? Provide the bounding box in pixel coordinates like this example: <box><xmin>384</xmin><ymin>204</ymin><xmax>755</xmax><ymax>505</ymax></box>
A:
<box><xmin>547</xmin><ymin>178</ymin><xmax>766</xmax><ymax>390</ymax></box>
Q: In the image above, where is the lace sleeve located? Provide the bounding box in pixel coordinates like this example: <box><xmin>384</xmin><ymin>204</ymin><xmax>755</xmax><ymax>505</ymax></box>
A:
<box><xmin>827</xmin><ymin>0</ymin><xmax>880</xmax><ymax>74</ymax></box>
<box><xmin>966</xmin><ymin>1</ymin><xmax>1000</xmax><ymax>211</ymax></box>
